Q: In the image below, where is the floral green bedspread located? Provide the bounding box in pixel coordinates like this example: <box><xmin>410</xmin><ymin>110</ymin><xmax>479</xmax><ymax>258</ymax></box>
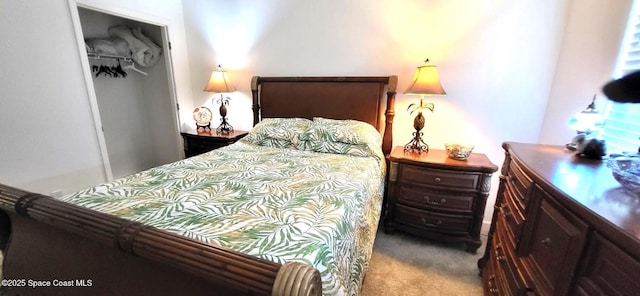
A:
<box><xmin>58</xmin><ymin>141</ymin><xmax>385</xmax><ymax>296</ymax></box>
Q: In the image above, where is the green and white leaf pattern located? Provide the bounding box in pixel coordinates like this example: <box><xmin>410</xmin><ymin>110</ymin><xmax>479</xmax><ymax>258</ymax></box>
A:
<box><xmin>242</xmin><ymin>117</ymin><xmax>312</xmax><ymax>148</ymax></box>
<box><xmin>301</xmin><ymin>118</ymin><xmax>382</xmax><ymax>146</ymax></box>
<box><xmin>295</xmin><ymin>118</ymin><xmax>383</xmax><ymax>159</ymax></box>
<box><xmin>295</xmin><ymin>140</ymin><xmax>376</xmax><ymax>158</ymax></box>
<box><xmin>58</xmin><ymin>141</ymin><xmax>384</xmax><ymax>296</ymax></box>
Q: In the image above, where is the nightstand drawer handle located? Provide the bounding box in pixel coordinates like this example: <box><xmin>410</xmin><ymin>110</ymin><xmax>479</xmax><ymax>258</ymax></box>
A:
<box><xmin>540</xmin><ymin>237</ymin><xmax>552</xmax><ymax>248</ymax></box>
<box><xmin>434</xmin><ymin>177</ymin><xmax>442</xmax><ymax>183</ymax></box>
<box><xmin>424</xmin><ymin>196</ymin><xmax>446</xmax><ymax>205</ymax></box>
<box><xmin>420</xmin><ymin>217</ymin><xmax>443</xmax><ymax>227</ymax></box>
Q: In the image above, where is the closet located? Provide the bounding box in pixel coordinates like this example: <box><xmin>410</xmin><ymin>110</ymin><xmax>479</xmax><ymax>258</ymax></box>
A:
<box><xmin>75</xmin><ymin>6</ymin><xmax>181</xmax><ymax>180</ymax></box>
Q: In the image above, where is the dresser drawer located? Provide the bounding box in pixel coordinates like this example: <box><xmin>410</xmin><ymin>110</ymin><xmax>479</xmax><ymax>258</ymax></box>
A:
<box><xmin>399</xmin><ymin>164</ymin><xmax>481</xmax><ymax>190</ymax></box>
<box><xmin>506</xmin><ymin>160</ymin><xmax>531</xmax><ymax>203</ymax></box>
<box><xmin>502</xmin><ymin>185</ymin><xmax>526</xmax><ymax>245</ymax></box>
<box><xmin>573</xmin><ymin>232</ymin><xmax>640</xmax><ymax>295</ymax></box>
<box><xmin>492</xmin><ymin>245</ymin><xmax>518</xmax><ymax>296</ymax></box>
<box><xmin>498</xmin><ymin>206</ymin><xmax>518</xmax><ymax>250</ymax></box>
<box><xmin>522</xmin><ymin>186</ymin><xmax>588</xmax><ymax>296</ymax></box>
<box><xmin>394</xmin><ymin>204</ymin><xmax>472</xmax><ymax>234</ymax></box>
<box><xmin>495</xmin><ymin>218</ymin><xmax>535</xmax><ymax>295</ymax></box>
<box><xmin>482</xmin><ymin>257</ymin><xmax>501</xmax><ymax>296</ymax></box>
<box><xmin>396</xmin><ymin>183</ymin><xmax>475</xmax><ymax>213</ymax></box>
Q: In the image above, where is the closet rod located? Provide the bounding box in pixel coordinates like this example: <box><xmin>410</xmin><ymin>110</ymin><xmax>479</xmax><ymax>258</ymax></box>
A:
<box><xmin>87</xmin><ymin>52</ymin><xmax>132</xmax><ymax>62</ymax></box>
<box><xmin>87</xmin><ymin>52</ymin><xmax>148</xmax><ymax>75</ymax></box>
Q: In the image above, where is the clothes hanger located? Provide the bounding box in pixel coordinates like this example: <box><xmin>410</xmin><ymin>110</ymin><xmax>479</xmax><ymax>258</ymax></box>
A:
<box><xmin>122</xmin><ymin>60</ymin><xmax>148</xmax><ymax>76</ymax></box>
<box><xmin>114</xmin><ymin>60</ymin><xmax>128</xmax><ymax>78</ymax></box>
<box><xmin>96</xmin><ymin>64</ymin><xmax>112</xmax><ymax>77</ymax></box>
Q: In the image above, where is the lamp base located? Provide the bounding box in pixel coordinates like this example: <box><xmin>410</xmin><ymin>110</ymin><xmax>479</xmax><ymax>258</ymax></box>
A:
<box><xmin>216</xmin><ymin>117</ymin><xmax>234</xmax><ymax>135</ymax></box>
<box><xmin>404</xmin><ymin>131</ymin><xmax>429</xmax><ymax>153</ymax></box>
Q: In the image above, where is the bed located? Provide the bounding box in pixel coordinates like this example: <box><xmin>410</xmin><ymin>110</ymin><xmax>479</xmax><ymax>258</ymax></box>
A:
<box><xmin>0</xmin><ymin>76</ymin><xmax>397</xmax><ymax>296</ymax></box>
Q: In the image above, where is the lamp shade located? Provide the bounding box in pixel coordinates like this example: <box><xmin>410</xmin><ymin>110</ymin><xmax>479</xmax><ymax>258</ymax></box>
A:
<box><xmin>568</xmin><ymin>96</ymin><xmax>604</xmax><ymax>134</ymax></box>
<box><xmin>203</xmin><ymin>65</ymin><xmax>235</xmax><ymax>93</ymax></box>
<box><xmin>404</xmin><ymin>65</ymin><xmax>447</xmax><ymax>95</ymax></box>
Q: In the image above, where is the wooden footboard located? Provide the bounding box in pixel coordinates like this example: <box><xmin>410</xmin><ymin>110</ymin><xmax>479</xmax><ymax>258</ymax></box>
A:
<box><xmin>0</xmin><ymin>184</ymin><xmax>322</xmax><ymax>296</ymax></box>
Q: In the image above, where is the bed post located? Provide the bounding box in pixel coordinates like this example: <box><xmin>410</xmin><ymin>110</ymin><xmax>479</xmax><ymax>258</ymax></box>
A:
<box><xmin>383</xmin><ymin>75</ymin><xmax>397</xmax><ymax>156</ymax></box>
<box><xmin>251</xmin><ymin>76</ymin><xmax>261</xmax><ymax>126</ymax></box>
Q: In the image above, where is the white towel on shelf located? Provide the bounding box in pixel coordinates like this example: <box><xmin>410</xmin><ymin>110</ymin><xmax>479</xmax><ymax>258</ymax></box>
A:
<box><xmin>85</xmin><ymin>38</ymin><xmax>130</xmax><ymax>57</ymax></box>
<box><xmin>108</xmin><ymin>25</ymin><xmax>161</xmax><ymax>68</ymax></box>
<box><xmin>132</xmin><ymin>27</ymin><xmax>162</xmax><ymax>67</ymax></box>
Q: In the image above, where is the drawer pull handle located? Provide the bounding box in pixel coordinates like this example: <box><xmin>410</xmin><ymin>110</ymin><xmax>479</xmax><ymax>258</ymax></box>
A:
<box><xmin>434</xmin><ymin>177</ymin><xmax>442</xmax><ymax>183</ymax></box>
<box><xmin>502</xmin><ymin>207</ymin><xmax>512</xmax><ymax>218</ymax></box>
<box><xmin>420</xmin><ymin>217</ymin><xmax>443</xmax><ymax>227</ymax></box>
<box><xmin>487</xmin><ymin>275</ymin><xmax>499</xmax><ymax>294</ymax></box>
<box><xmin>424</xmin><ymin>196</ymin><xmax>446</xmax><ymax>205</ymax></box>
<box><xmin>493</xmin><ymin>243</ymin><xmax>506</xmax><ymax>263</ymax></box>
<box><xmin>540</xmin><ymin>237</ymin><xmax>552</xmax><ymax>248</ymax></box>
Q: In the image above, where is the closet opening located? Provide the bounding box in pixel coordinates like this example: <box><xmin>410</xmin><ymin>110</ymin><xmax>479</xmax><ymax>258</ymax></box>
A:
<box><xmin>70</xmin><ymin>3</ymin><xmax>182</xmax><ymax>181</ymax></box>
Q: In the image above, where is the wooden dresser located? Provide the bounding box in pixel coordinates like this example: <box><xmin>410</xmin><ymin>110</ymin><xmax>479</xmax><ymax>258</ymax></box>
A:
<box><xmin>384</xmin><ymin>146</ymin><xmax>498</xmax><ymax>253</ymax></box>
<box><xmin>478</xmin><ymin>142</ymin><xmax>640</xmax><ymax>296</ymax></box>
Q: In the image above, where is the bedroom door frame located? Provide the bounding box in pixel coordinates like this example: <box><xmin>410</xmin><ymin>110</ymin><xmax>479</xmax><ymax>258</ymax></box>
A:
<box><xmin>67</xmin><ymin>0</ymin><xmax>183</xmax><ymax>182</ymax></box>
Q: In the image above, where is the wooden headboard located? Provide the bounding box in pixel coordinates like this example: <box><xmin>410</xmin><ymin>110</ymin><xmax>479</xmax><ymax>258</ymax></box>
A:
<box><xmin>250</xmin><ymin>76</ymin><xmax>398</xmax><ymax>155</ymax></box>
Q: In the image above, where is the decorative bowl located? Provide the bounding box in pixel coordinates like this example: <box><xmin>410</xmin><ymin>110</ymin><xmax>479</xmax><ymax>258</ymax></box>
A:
<box><xmin>607</xmin><ymin>153</ymin><xmax>640</xmax><ymax>194</ymax></box>
<box><xmin>445</xmin><ymin>143</ymin><xmax>474</xmax><ymax>160</ymax></box>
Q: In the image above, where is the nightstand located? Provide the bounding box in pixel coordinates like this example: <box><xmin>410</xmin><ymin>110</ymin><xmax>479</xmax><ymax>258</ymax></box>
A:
<box><xmin>180</xmin><ymin>130</ymin><xmax>249</xmax><ymax>157</ymax></box>
<box><xmin>384</xmin><ymin>146</ymin><xmax>498</xmax><ymax>253</ymax></box>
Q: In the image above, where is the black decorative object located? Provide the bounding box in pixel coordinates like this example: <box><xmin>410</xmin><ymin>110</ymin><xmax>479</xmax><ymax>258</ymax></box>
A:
<box><xmin>203</xmin><ymin>65</ymin><xmax>236</xmax><ymax>135</ymax></box>
<box><xmin>403</xmin><ymin>59</ymin><xmax>446</xmax><ymax>153</ymax></box>
<box><xmin>216</xmin><ymin>95</ymin><xmax>233</xmax><ymax>134</ymax></box>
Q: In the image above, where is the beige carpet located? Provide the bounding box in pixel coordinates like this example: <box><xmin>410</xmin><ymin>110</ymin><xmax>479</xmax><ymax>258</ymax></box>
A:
<box><xmin>361</xmin><ymin>229</ymin><xmax>485</xmax><ymax>296</ymax></box>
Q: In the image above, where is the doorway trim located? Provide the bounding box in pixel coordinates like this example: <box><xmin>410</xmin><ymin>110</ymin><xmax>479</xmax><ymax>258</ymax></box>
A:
<box><xmin>67</xmin><ymin>0</ymin><xmax>182</xmax><ymax>182</ymax></box>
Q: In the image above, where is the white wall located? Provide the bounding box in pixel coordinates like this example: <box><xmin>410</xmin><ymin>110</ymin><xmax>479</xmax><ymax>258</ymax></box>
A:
<box><xmin>539</xmin><ymin>0</ymin><xmax>632</xmax><ymax>145</ymax></box>
<box><xmin>181</xmin><ymin>0</ymin><xmax>571</xmax><ymax>228</ymax></box>
<box><xmin>0</xmin><ymin>0</ymin><xmax>632</xmax><ymax>229</ymax></box>
<box><xmin>0</xmin><ymin>0</ymin><xmax>193</xmax><ymax>195</ymax></box>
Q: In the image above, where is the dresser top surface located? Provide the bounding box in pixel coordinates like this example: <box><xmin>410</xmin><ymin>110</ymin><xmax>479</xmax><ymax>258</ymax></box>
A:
<box><xmin>504</xmin><ymin>141</ymin><xmax>640</xmax><ymax>241</ymax></box>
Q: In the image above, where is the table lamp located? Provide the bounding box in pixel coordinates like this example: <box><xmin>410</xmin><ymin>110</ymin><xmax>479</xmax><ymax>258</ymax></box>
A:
<box><xmin>404</xmin><ymin>59</ymin><xmax>447</xmax><ymax>153</ymax></box>
<box><xmin>566</xmin><ymin>94</ymin><xmax>606</xmax><ymax>158</ymax></box>
<box><xmin>568</xmin><ymin>94</ymin><xmax>604</xmax><ymax>136</ymax></box>
<box><xmin>204</xmin><ymin>65</ymin><xmax>236</xmax><ymax>135</ymax></box>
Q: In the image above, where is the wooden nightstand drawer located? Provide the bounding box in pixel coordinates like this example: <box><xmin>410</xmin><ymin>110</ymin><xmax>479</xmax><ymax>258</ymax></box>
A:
<box><xmin>397</xmin><ymin>183</ymin><xmax>475</xmax><ymax>213</ymax></box>
<box><xmin>181</xmin><ymin>130</ymin><xmax>248</xmax><ymax>157</ymax></box>
<box><xmin>400</xmin><ymin>164</ymin><xmax>481</xmax><ymax>190</ymax></box>
<box><xmin>188</xmin><ymin>138</ymin><xmax>227</xmax><ymax>153</ymax></box>
<box><xmin>385</xmin><ymin>147</ymin><xmax>497</xmax><ymax>253</ymax></box>
<box><xmin>394</xmin><ymin>204</ymin><xmax>472</xmax><ymax>234</ymax></box>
